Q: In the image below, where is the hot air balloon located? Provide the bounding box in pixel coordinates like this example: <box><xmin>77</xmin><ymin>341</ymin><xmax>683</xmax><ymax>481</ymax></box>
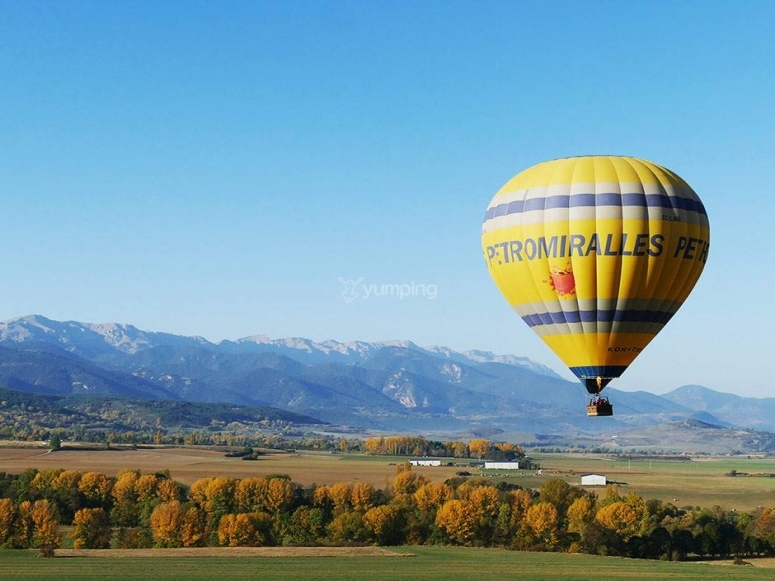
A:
<box><xmin>481</xmin><ymin>156</ymin><xmax>710</xmax><ymax>416</ymax></box>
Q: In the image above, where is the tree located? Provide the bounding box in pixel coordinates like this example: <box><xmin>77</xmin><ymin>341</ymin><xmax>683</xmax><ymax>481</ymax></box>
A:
<box><xmin>351</xmin><ymin>482</ymin><xmax>376</xmax><ymax>513</ymax></box>
<box><xmin>150</xmin><ymin>500</ymin><xmax>184</xmax><ymax>547</ymax></box>
<box><xmin>327</xmin><ymin>511</ymin><xmax>367</xmax><ymax>544</ymax></box>
<box><xmin>217</xmin><ymin>512</ymin><xmax>273</xmax><ymax>546</ymax></box>
<box><xmin>31</xmin><ymin>499</ymin><xmax>61</xmax><ymax>550</ymax></box>
<box><xmin>78</xmin><ymin>472</ymin><xmax>113</xmax><ymax>507</ymax></box>
<box><xmin>525</xmin><ymin>502</ymin><xmax>559</xmax><ymax>548</ymax></box>
<box><xmin>328</xmin><ymin>482</ymin><xmax>353</xmax><ymax>514</ymax></box>
<box><xmin>180</xmin><ymin>506</ymin><xmax>210</xmax><ymax>547</ymax></box>
<box><xmin>48</xmin><ymin>434</ymin><xmax>62</xmax><ymax>451</ymax></box>
<box><xmin>111</xmin><ymin>470</ymin><xmax>140</xmax><ymax>526</ymax></box>
<box><xmin>363</xmin><ymin>505</ymin><xmax>406</xmax><ymax>545</ymax></box>
<box><xmin>468</xmin><ymin>439</ymin><xmax>491</xmax><ymax>459</ymax></box>
<box><xmin>393</xmin><ymin>469</ymin><xmax>429</xmax><ymax>496</ymax></box>
<box><xmin>71</xmin><ymin>508</ymin><xmax>112</xmax><ymax>549</ymax></box>
<box><xmin>595</xmin><ymin>502</ymin><xmax>639</xmax><ymax>541</ymax></box>
<box><xmin>539</xmin><ymin>479</ymin><xmax>584</xmax><ymax>520</ymax></box>
<box><xmin>567</xmin><ymin>496</ymin><xmax>596</xmax><ymax>535</ymax></box>
<box><xmin>0</xmin><ymin>498</ymin><xmax>17</xmax><ymax>547</ymax></box>
<box><xmin>435</xmin><ymin>499</ymin><xmax>479</xmax><ymax>546</ymax></box>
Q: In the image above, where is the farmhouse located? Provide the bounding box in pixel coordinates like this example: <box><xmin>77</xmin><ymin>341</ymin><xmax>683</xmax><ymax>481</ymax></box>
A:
<box><xmin>483</xmin><ymin>461</ymin><xmax>520</xmax><ymax>470</ymax></box>
<box><xmin>409</xmin><ymin>459</ymin><xmax>441</xmax><ymax>467</ymax></box>
<box><xmin>580</xmin><ymin>474</ymin><xmax>607</xmax><ymax>486</ymax></box>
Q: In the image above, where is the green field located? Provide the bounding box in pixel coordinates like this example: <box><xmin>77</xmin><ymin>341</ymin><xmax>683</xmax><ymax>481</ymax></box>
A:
<box><xmin>485</xmin><ymin>454</ymin><xmax>775</xmax><ymax>511</ymax></box>
<box><xmin>1</xmin><ymin>547</ymin><xmax>773</xmax><ymax>580</ymax></box>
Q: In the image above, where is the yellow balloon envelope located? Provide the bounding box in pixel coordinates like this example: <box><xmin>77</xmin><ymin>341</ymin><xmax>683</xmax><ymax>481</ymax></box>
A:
<box><xmin>482</xmin><ymin>156</ymin><xmax>710</xmax><ymax>399</ymax></box>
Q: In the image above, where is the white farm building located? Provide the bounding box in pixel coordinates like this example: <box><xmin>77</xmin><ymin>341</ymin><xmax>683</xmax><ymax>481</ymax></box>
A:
<box><xmin>409</xmin><ymin>459</ymin><xmax>441</xmax><ymax>467</ymax></box>
<box><xmin>483</xmin><ymin>461</ymin><xmax>520</xmax><ymax>470</ymax></box>
<box><xmin>580</xmin><ymin>474</ymin><xmax>607</xmax><ymax>486</ymax></box>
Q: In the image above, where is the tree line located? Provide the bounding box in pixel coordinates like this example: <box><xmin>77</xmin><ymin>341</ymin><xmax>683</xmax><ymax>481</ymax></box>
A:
<box><xmin>2</xmin><ymin>464</ymin><xmax>775</xmax><ymax>560</ymax></box>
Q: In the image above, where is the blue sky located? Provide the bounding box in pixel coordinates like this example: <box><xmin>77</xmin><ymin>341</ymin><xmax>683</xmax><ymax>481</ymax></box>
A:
<box><xmin>2</xmin><ymin>1</ymin><xmax>774</xmax><ymax>397</ymax></box>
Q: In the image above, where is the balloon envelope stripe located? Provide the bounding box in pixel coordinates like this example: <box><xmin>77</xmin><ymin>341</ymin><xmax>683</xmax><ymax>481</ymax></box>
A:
<box><xmin>569</xmin><ymin>365</ymin><xmax>629</xmax><ymax>379</ymax></box>
<box><xmin>484</xmin><ymin>192</ymin><xmax>706</xmax><ymax>221</ymax></box>
<box><xmin>521</xmin><ymin>308</ymin><xmax>675</xmax><ymax>328</ymax></box>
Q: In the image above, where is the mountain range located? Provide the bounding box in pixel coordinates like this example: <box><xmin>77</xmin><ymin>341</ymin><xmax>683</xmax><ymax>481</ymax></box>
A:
<box><xmin>1</xmin><ymin>315</ymin><xmax>774</xmax><ymax>441</ymax></box>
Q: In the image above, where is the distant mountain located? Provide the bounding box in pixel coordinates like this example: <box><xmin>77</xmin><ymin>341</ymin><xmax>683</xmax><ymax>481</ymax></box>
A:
<box><xmin>0</xmin><ymin>315</ymin><xmax>764</xmax><ymax>439</ymax></box>
<box><xmin>662</xmin><ymin>385</ymin><xmax>775</xmax><ymax>432</ymax></box>
<box><xmin>0</xmin><ymin>315</ymin><xmax>559</xmax><ymax>376</ymax></box>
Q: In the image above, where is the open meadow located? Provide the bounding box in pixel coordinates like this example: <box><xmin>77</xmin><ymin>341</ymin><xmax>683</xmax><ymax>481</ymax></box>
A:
<box><xmin>1</xmin><ymin>546</ymin><xmax>774</xmax><ymax>580</ymax></box>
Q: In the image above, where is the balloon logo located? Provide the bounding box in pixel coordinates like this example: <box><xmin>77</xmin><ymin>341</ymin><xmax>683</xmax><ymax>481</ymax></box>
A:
<box><xmin>482</xmin><ymin>156</ymin><xmax>710</xmax><ymax>416</ymax></box>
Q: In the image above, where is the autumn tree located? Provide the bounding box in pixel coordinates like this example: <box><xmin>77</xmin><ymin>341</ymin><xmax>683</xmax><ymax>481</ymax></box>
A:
<box><xmin>150</xmin><ymin>500</ymin><xmax>184</xmax><ymax>547</ymax></box>
<box><xmin>435</xmin><ymin>499</ymin><xmax>479</xmax><ymax>546</ymax></box>
<box><xmin>0</xmin><ymin>498</ymin><xmax>16</xmax><ymax>547</ymax></box>
<box><xmin>217</xmin><ymin>513</ymin><xmax>272</xmax><ymax>546</ymax></box>
<box><xmin>78</xmin><ymin>472</ymin><xmax>113</xmax><ymax>507</ymax></box>
<box><xmin>351</xmin><ymin>482</ymin><xmax>376</xmax><ymax>513</ymax></box>
<box><xmin>393</xmin><ymin>469</ymin><xmax>429</xmax><ymax>496</ymax></box>
<box><xmin>539</xmin><ymin>479</ymin><xmax>585</xmax><ymax>522</ymax></box>
<box><xmin>288</xmin><ymin>506</ymin><xmax>326</xmax><ymax>544</ymax></box>
<box><xmin>10</xmin><ymin>500</ymin><xmax>34</xmax><ymax>548</ymax></box>
<box><xmin>328</xmin><ymin>482</ymin><xmax>353</xmax><ymax>515</ymax></box>
<box><xmin>327</xmin><ymin>511</ymin><xmax>367</xmax><ymax>544</ymax></box>
<box><xmin>363</xmin><ymin>505</ymin><xmax>406</xmax><ymax>545</ymax></box>
<box><xmin>567</xmin><ymin>495</ymin><xmax>596</xmax><ymax>535</ymax></box>
<box><xmin>595</xmin><ymin>502</ymin><xmax>639</xmax><ymax>541</ymax></box>
<box><xmin>111</xmin><ymin>470</ymin><xmax>140</xmax><ymax>526</ymax></box>
<box><xmin>468</xmin><ymin>439</ymin><xmax>491</xmax><ymax>459</ymax></box>
<box><xmin>31</xmin><ymin>499</ymin><xmax>61</xmax><ymax>550</ymax></box>
<box><xmin>189</xmin><ymin>476</ymin><xmax>236</xmax><ymax>532</ymax></box>
<box><xmin>71</xmin><ymin>508</ymin><xmax>113</xmax><ymax>549</ymax></box>
<box><xmin>180</xmin><ymin>506</ymin><xmax>210</xmax><ymax>547</ymax></box>
<box><xmin>525</xmin><ymin>502</ymin><xmax>559</xmax><ymax>548</ymax></box>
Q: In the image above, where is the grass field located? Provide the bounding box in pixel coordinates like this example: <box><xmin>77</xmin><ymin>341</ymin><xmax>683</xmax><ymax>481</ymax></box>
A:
<box><xmin>0</xmin><ymin>547</ymin><xmax>774</xmax><ymax>580</ymax></box>
<box><xmin>3</xmin><ymin>446</ymin><xmax>775</xmax><ymax>511</ymax></box>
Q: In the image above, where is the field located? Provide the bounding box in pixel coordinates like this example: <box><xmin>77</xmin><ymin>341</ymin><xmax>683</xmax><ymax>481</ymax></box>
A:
<box><xmin>1</xmin><ymin>546</ymin><xmax>774</xmax><ymax>580</ymax></box>
<box><xmin>0</xmin><ymin>445</ymin><xmax>462</xmax><ymax>488</ymax></box>
<box><xmin>3</xmin><ymin>445</ymin><xmax>775</xmax><ymax>511</ymax></box>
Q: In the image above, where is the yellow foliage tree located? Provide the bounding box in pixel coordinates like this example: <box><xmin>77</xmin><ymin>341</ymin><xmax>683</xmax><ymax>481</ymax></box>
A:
<box><xmin>595</xmin><ymin>501</ymin><xmax>639</xmax><ymax>541</ymax></box>
<box><xmin>413</xmin><ymin>482</ymin><xmax>453</xmax><ymax>514</ymax></box>
<box><xmin>461</xmin><ymin>485</ymin><xmax>501</xmax><ymax>520</ymax></box>
<box><xmin>150</xmin><ymin>500</ymin><xmax>184</xmax><ymax>547</ymax></box>
<box><xmin>70</xmin><ymin>508</ymin><xmax>112</xmax><ymax>549</ymax></box>
<box><xmin>156</xmin><ymin>478</ymin><xmax>181</xmax><ymax>503</ymax></box>
<box><xmin>265</xmin><ymin>478</ymin><xmax>295</xmax><ymax>514</ymax></box>
<box><xmin>363</xmin><ymin>505</ymin><xmax>405</xmax><ymax>545</ymax></box>
<box><xmin>111</xmin><ymin>470</ymin><xmax>140</xmax><ymax>526</ymax></box>
<box><xmin>468</xmin><ymin>439</ymin><xmax>491</xmax><ymax>459</ymax></box>
<box><xmin>235</xmin><ymin>477</ymin><xmax>268</xmax><ymax>513</ymax></box>
<box><xmin>567</xmin><ymin>496</ymin><xmax>596</xmax><ymax>535</ymax></box>
<box><xmin>180</xmin><ymin>506</ymin><xmax>210</xmax><ymax>547</ymax></box>
<box><xmin>218</xmin><ymin>512</ymin><xmax>272</xmax><ymax>547</ymax></box>
<box><xmin>525</xmin><ymin>502</ymin><xmax>559</xmax><ymax>547</ymax></box>
<box><xmin>393</xmin><ymin>470</ymin><xmax>429</xmax><ymax>495</ymax></box>
<box><xmin>328</xmin><ymin>482</ymin><xmax>353</xmax><ymax>514</ymax></box>
<box><xmin>435</xmin><ymin>499</ymin><xmax>479</xmax><ymax>546</ymax></box>
<box><xmin>78</xmin><ymin>472</ymin><xmax>113</xmax><ymax>505</ymax></box>
<box><xmin>31</xmin><ymin>499</ymin><xmax>61</xmax><ymax>550</ymax></box>
<box><xmin>135</xmin><ymin>474</ymin><xmax>159</xmax><ymax>503</ymax></box>
<box><xmin>351</xmin><ymin>481</ymin><xmax>376</xmax><ymax>512</ymax></box>
<box><xmin>0</xmin><ymin>498</ymin><xmax>16</xmax><ymax>547</ymax></box>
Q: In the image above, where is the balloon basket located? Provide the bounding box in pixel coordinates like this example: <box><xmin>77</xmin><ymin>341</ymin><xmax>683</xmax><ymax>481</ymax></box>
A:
<box><xmin>587</xmin><ymin>400</ymin><xmax>613</xmax><ymax>417</ymax></box>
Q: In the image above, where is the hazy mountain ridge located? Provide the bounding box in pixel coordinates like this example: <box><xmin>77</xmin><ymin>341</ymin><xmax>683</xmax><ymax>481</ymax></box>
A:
<box><xmin>0</xmin><ymin>315</ymin><xmax>772</xmax><ymax>439</ymax></box>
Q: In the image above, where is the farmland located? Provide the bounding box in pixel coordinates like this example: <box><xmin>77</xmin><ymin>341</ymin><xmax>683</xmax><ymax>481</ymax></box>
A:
<box><xmin>2</xmin><ymin>445</ymin><xmax>775</xmax><ymax>511</ymax></box>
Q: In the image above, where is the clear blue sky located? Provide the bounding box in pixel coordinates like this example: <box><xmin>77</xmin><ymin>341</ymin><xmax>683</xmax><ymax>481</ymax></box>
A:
<box><xmin>2</xmin><ymin>1</ymin><xmax>773</xmax><ymax>396</ymax></box>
